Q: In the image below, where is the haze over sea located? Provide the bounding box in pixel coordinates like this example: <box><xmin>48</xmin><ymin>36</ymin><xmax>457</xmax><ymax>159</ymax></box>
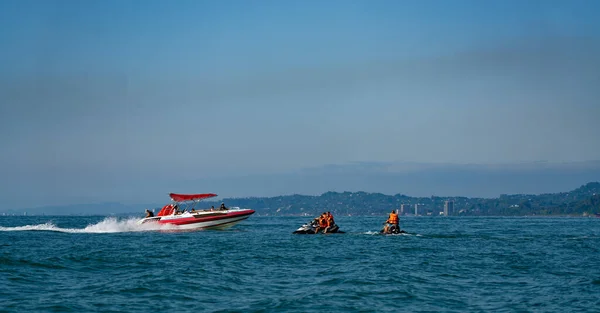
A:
<box><xmin>2</xmin><ymin>0</ymin><xmax>600</xmax><ymax>208</ymax></box>
<box><xmin>1</xmin><ymin>215</ymin><xmax>599</xmax><ymax>312</ymax></box>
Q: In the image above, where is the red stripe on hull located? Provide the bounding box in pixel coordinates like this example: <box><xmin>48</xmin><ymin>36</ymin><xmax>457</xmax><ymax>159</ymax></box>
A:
<box><xmin>157</xmin><ymin>210</ymin><xmax>255</xmax><ymax>226</ymax></box>
<box><xmin>202</xmin><ymin>216</ymin><xmax>251</xmax><ymax>229</ymax></box>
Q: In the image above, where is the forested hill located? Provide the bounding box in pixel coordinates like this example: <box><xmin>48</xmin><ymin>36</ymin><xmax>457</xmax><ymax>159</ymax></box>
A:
<box><xmin>206</xmin><ymin>182</ymin><xmax>600</xmax><ymax>216</ymax></box>
<box><xmin>5</xmin><ymin>182</ymin><xmax>600</xmax><ymax>216</ymax></box>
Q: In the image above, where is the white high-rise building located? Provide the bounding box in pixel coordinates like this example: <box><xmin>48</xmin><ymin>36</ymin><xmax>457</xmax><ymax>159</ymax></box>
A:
<box><xmin>444</xmin><ymin>200</ymin><xmax>454</xmax><ymax>216</ymax></box>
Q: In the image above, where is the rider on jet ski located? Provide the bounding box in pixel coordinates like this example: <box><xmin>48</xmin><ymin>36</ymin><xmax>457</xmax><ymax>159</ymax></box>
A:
<box><xmin>314</xmin><ymin>212</ymin><xmax>336</xmax><ymax>234</ymax></box>
<box><xmin>314</xmin><ymin>212</ymin><xmax>327</xmax><ymax>234</ymax></box>
<box><xmin>324</xmin><ymin>212</ymin><xmax>335</xmax><ymax>233</ymax></box>
<box><xmin>293</xmin><ymin>212</ymin><xmax>342</xmax><ymax>234</ymax></box>
<box><xmin>382</xmin><ymin>210</ymin><xmax>399</xmax><ymax>233</ymax></box>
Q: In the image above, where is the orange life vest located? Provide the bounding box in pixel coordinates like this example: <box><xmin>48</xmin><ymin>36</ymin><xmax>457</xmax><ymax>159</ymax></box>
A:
<box><xmin>319</xmin><ymin>216</ymin><xmax>328</xmax><ymax>228</ymax></box>
<box><xmin>388</xmin><ymin>213</ymin><xmax>399</xmax><ymax>224</ymax></box>
<box><xmin>326</xmin><ymin>216</ymin><xmax>334</xmax><ymax>227</ymax></box>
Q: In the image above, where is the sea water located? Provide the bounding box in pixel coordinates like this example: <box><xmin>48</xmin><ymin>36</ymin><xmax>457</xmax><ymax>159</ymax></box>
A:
<box><xmin>1</xmin><ymin>215</ymin><xmax>599</xmax><ymax>312</ymax></box>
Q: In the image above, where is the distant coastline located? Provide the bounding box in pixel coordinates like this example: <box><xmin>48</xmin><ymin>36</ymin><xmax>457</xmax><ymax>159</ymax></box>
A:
<box><xmin>204</xmin><ymin>182</ymin><xmax>600</xmax><ymax>217</ymax></box>
<box><xmin>3</xmin><ymin>182</ymin><xmax>599</xmax><ymax>217</ymax></box>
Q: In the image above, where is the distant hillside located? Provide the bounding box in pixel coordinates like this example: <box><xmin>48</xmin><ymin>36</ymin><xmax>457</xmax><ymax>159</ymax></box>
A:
<box><xmin>205</xmin><ymin>182</ymin><xmax>600</xmax><ymax>216</ymax></box>
<box><xmin>4</xmin><ymin>161</ymin><xmax>600</xmax><ymax>210</ymax></box>
<box><xmin>3</xmin><ymin>182</ymin><xmax>599</xmax><ymax>217</ymax></box>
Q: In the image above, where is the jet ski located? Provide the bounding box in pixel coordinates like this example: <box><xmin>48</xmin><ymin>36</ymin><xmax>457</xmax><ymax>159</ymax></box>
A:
<box><xmin>380</xmin><ymin>224</ymin><xmax>406</xmax><ymax>235</ymax></box>
<box><xmin>293</xmin><ymin>219</ymin><xmax>344</xmax><ymax>234</ymax></box>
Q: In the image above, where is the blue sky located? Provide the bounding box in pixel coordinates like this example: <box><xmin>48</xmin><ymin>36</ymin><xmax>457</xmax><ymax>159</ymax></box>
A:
<box><xmin>1</xmin><ymin>0</ymin><xmax>599</xmax><ymax>206</ymax></box>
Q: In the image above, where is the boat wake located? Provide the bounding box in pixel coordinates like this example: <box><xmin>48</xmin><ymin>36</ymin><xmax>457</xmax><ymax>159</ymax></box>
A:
<box><xmin>0</xmin><ymin>217</ymin><xmax>181</xmax><ymax>233</ymax></box>
<box><xmin>362</xmin><ymin>231</ymin><xmax>421</xmax><ymax>236</ymax></box>
<box><xmin>363</xmin><ymin>231</ymin><xmax>380</xmax><ymax>235</ymax></box>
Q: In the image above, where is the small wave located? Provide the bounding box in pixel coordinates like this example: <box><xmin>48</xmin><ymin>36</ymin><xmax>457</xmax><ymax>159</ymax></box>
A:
<box><xmin>0</xmin><ymin>217</ymin><xmax>180</xmax><ymax>233</ymax></box>
<box><xmin>362</xmin><ymin>231</ymin><xmax>418</xmax><ymax>236</ymax></box>
<box><xmin>388</xmin><ymin>232</ymin><xmax>413</xmax><ymax>236</ymax></box>
<box><xmin>363</xmin><ymin>231</ymin><xmax>380</xmax><ymax>235</ymax></box>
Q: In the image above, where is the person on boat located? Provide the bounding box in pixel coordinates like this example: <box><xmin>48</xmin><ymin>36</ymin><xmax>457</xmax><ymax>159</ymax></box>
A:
<box><xmin>145</xmin><ymin>209</ymin><xmax>154</xmax><ymax>218</ymax></box>
<box><xmin>313</xmin><ymin>213</ymin><xmax>323</xmax><ymax>234</ymax></box>
<box><xmin>383</xmin><ymin>210</ymin><xmax>399</xmax><ymax>233</ymax></box>
<box><xmin>220</xmin><ymin>203</ymin><xmax>227</xmax><ymax>210</ymax></box>
<box><xmin>323</xmin><ymin>212</ymin><xmax>335</xmax><ymax>233</ymax></box>
<box><xmin>210</xmin><ymin>206</ymin><xmax>215</xmax><ymax>211</ymax></box>
<box><xmin>314</xmin><ymin>212</ymin><xmax>328</xmax><ymax>234</ymax></box>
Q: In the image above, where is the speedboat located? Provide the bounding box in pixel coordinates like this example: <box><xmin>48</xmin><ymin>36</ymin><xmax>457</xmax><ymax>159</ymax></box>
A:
<box><xmin>138</xmin><ymin>193</ymin><xmax>255</xmax><ymax>230</ymax></box>
<box><xmin>293</xmin><ymin>219</ymin><xmax>344</xmax><ymax>234</ymax></box>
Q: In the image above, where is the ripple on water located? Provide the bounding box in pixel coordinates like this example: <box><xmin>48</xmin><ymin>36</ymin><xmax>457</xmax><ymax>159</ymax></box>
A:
<box><xmin>1</xmin><ymin>216</ymin><xmax>599</xmax><ymax>312</ymax></box>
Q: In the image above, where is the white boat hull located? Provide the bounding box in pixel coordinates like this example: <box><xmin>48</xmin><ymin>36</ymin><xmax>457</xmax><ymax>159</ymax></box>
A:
<box><xmin>138</xmin><ymin>208</ymin><xmax>255</xmax><ymax>230</ymax></box>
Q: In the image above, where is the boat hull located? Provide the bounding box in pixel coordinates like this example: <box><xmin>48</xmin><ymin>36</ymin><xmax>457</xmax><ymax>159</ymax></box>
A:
<box><xmin>139</xmin><ymin>209</ymin><xmax>255</xmax><ymax>230</ymax></box>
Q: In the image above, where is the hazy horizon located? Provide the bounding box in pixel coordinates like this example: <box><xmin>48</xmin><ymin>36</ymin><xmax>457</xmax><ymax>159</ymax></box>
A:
<box><xmin>3</xmin><ymin>160</ymin><xmax>600</xmax><ymax>210</ymax></box>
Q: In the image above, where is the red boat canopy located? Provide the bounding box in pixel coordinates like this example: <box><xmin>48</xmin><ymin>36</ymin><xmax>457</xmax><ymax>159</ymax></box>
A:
<box><xmin>169</xmin><ymin>193</ymin><xmax>218</xmax><ymax>202</ymax></box>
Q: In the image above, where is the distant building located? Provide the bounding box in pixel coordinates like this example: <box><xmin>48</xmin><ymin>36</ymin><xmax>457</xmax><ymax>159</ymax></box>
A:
<box><xmin>400</xmin><ymin>204</ymin><xmax>408</xmax><ymax>214</ymax></box>
<box><xmin>414</xmin><ymin>204</ymin><xmax>419</xmax><ymax>216</ymax></box>
<box><xmin>444</xmin><ymin>200</ymin><xmax>454</xmax><ymax>216</ymax></box>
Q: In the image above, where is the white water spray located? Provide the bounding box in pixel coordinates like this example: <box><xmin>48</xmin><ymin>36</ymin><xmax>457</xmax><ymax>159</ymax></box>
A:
<box><xmin>0</xmin><ymin>217</ymin><xmax>181</xmax><ymax>233</ymax></box>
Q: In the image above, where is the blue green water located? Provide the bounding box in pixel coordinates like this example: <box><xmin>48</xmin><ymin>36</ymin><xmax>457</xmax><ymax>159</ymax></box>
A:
<box><xmin>1</xmin><ymin>216</ymin><xmax>599</xmax><ymax>312</ymax></box>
